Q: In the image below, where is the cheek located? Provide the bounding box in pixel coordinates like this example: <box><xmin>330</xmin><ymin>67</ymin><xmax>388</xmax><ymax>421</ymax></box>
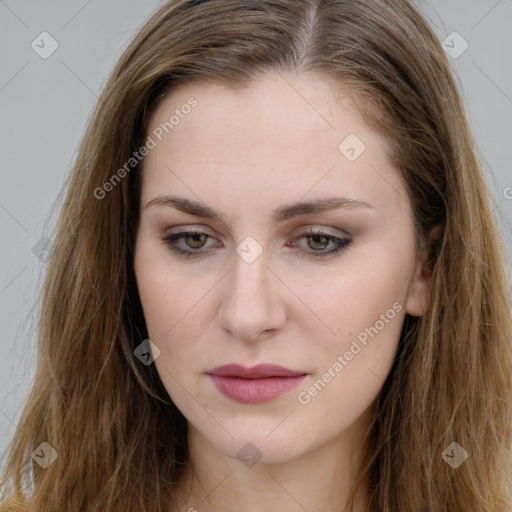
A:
<box><xmin>293</xmin><ymin>271</ymin><xmax>406</xmax><ymax>426</ymax></box>
<box><xmin>292</xmin><ymin>250</ymin><xmax>411</xmax><ymax>382</ymax></box>
<box><xmin>297</xmin><ymin>252</ymin><xmax>410</xmax><ymax>335</ymax></box>
<box><xmin>134</xmin><ymin>247</ymin><xmax>169</xmax><ymax>351</ymax></box>
<box><xmin>134</xmin><ymin>243</ymin><xmax>219</xmax><ymax>382</ymax></box>
<box><xmin>134</xmin><ymin>239</ymin><xmax>201</xmax><ymax>338</ymax></box>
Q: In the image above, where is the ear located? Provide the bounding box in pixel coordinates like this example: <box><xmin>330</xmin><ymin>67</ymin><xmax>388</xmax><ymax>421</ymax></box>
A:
<box><xmin>405</xmin><ymin>224</ymin><xmax>442</xmax><ymax>317</ymax></box>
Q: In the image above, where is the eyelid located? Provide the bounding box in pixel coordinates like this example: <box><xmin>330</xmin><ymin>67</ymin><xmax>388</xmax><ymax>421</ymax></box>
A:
<box><xmin>164</xmin><ymin>227</ymin><xmax>222</xmax><ymax>247</ymax></box>
<box><xmin>294</xmin><ymin>225</ymin><xmax>351</xmax><ymax>238</ymax></box>
<box><xmin>288</xmin><ymin>227</ymin><xmax>352</xmax><ymax>253</ymax></box>
<box><xmin>161</xmin><ymin>225</ymin><xmax>353</xmax><ymax>260</ymax></box>
<box><xmin>163</xmin><ymin>226</ymin><xmax>349</xmax><ymax>246</ymax></box>
<box><xmin>164</xmin><ymin>225</ymin><xmax>219</xmax><ymax>239</ymax></box>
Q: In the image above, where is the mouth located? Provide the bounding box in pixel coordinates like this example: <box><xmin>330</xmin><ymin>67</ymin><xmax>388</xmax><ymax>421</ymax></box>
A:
<box><xmin>206</xmin><ymin>363</ymin><xmax>308</xmax><ymax>404</ymax></box>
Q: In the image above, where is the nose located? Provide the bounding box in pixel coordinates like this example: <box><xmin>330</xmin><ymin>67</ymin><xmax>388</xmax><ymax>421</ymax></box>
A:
<box><xmin>218</xmin><ymin>248</ymin><xmax>286</xmax><ymax>342</ymax></box>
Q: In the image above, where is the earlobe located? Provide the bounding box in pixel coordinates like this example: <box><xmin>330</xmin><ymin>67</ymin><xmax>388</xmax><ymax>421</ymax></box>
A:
<box><xmin>406</xmin><ymin>278</ymin><xmax>431</xmax><ymax>317</ymax></box>
<box><xmin>405</xmin><ymin>225</ymin><xmax>442</xmax><ymax>317</ymax></box>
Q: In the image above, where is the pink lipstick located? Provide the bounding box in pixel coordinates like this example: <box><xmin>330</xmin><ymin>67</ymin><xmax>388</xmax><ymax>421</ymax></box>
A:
<box><xmin>206</xmin><ymin>363</ymin><xmax>307</xmax><ymax>404</ymax></box>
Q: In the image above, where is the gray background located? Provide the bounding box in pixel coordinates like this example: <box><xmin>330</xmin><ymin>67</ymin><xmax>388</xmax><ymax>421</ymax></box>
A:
<box><xmin>0</xmin><ymin>0</ymin><xmax>511</xmax><ymax>461</ymax></box>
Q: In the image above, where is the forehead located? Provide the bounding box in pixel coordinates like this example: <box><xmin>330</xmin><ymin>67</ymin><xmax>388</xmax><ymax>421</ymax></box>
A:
<box><xmin>140</xmin><ymin>70</ymin><xmax>404</xmax><ymax>215</ymax></box>
<box><xmin>146</xmin><ymin>70</ymin><xmax>366</xmax><ymax>142</ymax></box>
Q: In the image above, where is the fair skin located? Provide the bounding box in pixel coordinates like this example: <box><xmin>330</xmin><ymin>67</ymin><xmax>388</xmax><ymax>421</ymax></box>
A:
<box><xmin>134</xmin><ymin>70</ymin><xmax>434</xmax><ymax>512</ymax></box>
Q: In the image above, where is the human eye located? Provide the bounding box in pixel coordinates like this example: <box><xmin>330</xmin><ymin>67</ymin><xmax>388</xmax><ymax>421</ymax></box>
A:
<box><xmin>160</xmin><ymin>227</ymin><xmax>352</xmax><ymax>260</ymax></box>
<box><xmin>288</xmin><ymin>228</ymin><xmax>352</xmax><ymax>258</ymax></box>
<box><xmin>160</xmin><ymin>229</ymin><xmax>219</xmax><ymax>259</ymax></box>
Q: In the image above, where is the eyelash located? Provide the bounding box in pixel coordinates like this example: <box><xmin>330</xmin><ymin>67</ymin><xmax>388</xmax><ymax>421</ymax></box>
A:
<box><xmin>160</xmin><ymin>228</ymin><xmax>352</xmax><ymax>259</ymax></box>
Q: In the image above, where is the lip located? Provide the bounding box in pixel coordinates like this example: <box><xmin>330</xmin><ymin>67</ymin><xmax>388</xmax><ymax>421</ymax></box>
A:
<box><xmin>206</xmin><ymin>363</ymin><xmax>308</xmax><ymax>404</ymax></box>
<box><xmin>207</xmin><ymin>363</ymin><xmax>306</xmax><ymax>378</ymax></box>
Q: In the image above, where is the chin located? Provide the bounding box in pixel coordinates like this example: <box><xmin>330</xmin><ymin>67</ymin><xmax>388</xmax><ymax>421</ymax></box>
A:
<box><xmin>198</xmin><ymin>425</ymin><xmax>316</xmax><ymax>466</ymax></box>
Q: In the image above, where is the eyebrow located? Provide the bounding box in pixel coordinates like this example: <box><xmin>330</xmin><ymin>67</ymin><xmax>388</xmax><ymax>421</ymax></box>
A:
<box><xmin>144</xmin><ymin>195</ymin><xmax>374</xmax><ymax>222</ymax></box>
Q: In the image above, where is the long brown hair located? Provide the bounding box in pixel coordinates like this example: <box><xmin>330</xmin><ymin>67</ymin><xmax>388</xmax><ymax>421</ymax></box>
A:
<box><xmin>1</xmin><ymin>0</ymin><xmax>511</xmax><ymax>510</ymax></box>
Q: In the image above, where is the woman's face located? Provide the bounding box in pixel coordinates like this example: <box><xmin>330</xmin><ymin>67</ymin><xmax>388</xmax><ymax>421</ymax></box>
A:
<box><xmin>134</xmin><ymin>70</ymin><xmax>431</xmax><ymax>464</ymax></box>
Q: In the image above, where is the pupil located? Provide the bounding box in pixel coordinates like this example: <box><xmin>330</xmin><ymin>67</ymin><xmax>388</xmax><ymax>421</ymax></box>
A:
<box><xmin>309</xmin><ymin>235</ymin><xmax>327</xmax><ymax>250</ymax></box>
<box><xmin>189</xmin><ymin>234</ymin><xmax>205</xmax><ymax>247</ymax></box>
